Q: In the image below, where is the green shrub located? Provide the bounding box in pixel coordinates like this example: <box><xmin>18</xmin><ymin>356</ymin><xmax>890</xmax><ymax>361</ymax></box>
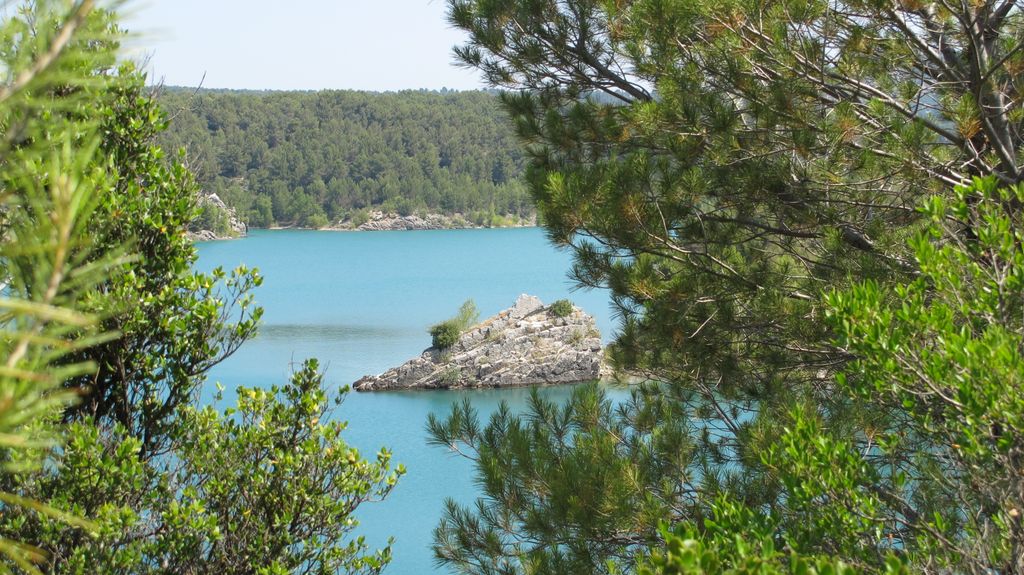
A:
<box><xmin>453</xmin><ymin>299</ymin><xmax>480</xmax><ymax>330</ymax></box>
<box><xmin>489</xmin><ymin>214</ymin><xmax>509</xmax><ymax>227</ymax></box>
<box><xmin>248</xmin><ymin>196</ymin><xmax>274</xmax><ymax>228</ymax></box>
<box><xmin>550</xmin><ymin>299</ymin><xmax>573</xmax><ymax>318</ymax></box>
<box><xmin>383</xmin><ymin>197</ymin><xmax>418</xmax><ymax>217</ymax></box>
<box><xmin>306</xmin><ymin>212</ymin><xmax>329</xmax><ymax>229</ymax></box>
<box><xmin>430</xmin><ymin>320</ymin><xmax>461</xmax><ymax>349</ymax></box>
<box><xmin>439</xmin><ymin>366</ymin><xmax>462</xmax><ymax>386</ymax></box>
<box><xmin>429</xmin><ymin>300</ymin><xmax>480</xmax><ymax>349</ymax></box>
<box><xmin>348</xmin><ymin>208</ymin><xmax>370</xmax><ymax>227</ymax></box>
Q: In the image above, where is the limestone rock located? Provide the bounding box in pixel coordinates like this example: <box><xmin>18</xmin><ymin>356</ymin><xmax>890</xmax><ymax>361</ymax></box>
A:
<box><xmin>353</xmin><ymin>294</ymin><xmax>603</xmax><ymax>391</ymax></box>
<box><xmin>355</xmin><ymin>211</ymin><xmax>453</xmax><ymax>231</ymax></box>
<box><xmin>189</xmin><ymin>229</ymin><xmax>219</xmax><ymax>242</ymax></box>
<box><xmin>188</xmin><ymin>192</ymin><xmax>247</xmax><ymax>241</ymax></box>
<box><xmin>332</xmin><ymin>210</ymin><xmax>538</xmax><ymax>231</ymax></box>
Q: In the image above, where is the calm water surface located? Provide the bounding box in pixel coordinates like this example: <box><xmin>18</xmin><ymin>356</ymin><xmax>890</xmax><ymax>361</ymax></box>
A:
<box><xmin>196</xmin><ymin>228</ymin><xmax>620</xmax><ymax>575</ymax></box>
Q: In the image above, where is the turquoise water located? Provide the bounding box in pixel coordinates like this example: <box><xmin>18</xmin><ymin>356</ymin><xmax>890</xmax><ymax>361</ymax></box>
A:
<box><xmin>195</xmin><ymin>228</ymin><xmax>618</xmax><ymax>575</ymax></box>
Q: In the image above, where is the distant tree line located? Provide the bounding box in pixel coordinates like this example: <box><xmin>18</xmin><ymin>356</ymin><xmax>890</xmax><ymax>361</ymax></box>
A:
<box><xmin>156</xmin><ymin>88</ymin><xmax>532</xmax><ymax>228</ymax></box>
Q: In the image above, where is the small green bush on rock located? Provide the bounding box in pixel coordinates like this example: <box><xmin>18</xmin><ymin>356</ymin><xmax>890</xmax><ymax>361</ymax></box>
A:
<box><xmin>430</xmin><ymin>320</ymin><xmax>461</xmax><ymax>349</ymax></box>
<box><xmin>453</xmin><ymin>299</ymin><xmax>480</xmax><ymax>330</ymax></box>
<box><xmin>440</xmin><ymin>366</ymin><xmax>462</xmax><ymax>386</ymax></box>
<box><xmin>349</xmin><ymin>208</ymin><xmax>370</xmax><ymax>227</ymax></box>
<box><xmin>550</xmin><ymin>299</ymin><xmax>573</xmax><ymax>318</ymax></box>
<box><xmin>429</xmin><ymin>299</ymin><xmax>480</xmax><ymax>349</ymax></box>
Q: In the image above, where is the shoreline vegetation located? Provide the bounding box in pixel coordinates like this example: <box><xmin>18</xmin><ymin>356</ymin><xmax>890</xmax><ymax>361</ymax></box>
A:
<box><xmin>189</xmin><ymin>209</ymin><xmax>538</xmax><ymax>241</ymax></box>
<box><xmin>7</xmin><ymin>0</ymin><xmax>1023</xmax><ymax>573</ymax></box>
<box><xmin>158</xmin><ymin>88</ymin><xmax>533</xmax><ymax>234</ymax></box>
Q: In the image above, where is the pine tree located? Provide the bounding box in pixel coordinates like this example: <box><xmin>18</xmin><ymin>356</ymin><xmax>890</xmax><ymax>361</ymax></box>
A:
<box><xmin>0</xmin><ymin>0</ymin><xmax>126</xmax><ymax>569</ymax></box>
<box><xmin>432</xmin><ymin>1</ymin><xmax>1024</xmax><ymax>572</ymax></box>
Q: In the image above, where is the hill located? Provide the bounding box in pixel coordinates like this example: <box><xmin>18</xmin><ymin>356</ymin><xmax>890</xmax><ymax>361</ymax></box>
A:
<box><xmin>156</xmin><ymin>88</ymin><xmax>530</xmax><ymax>228</ymax></box>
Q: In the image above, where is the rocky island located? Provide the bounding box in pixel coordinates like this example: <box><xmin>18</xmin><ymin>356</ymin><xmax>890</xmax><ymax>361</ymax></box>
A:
<box><xmin>353</xmin><ymin>295</ymin><xmax>602</xmax><ymax>391</ymax></box>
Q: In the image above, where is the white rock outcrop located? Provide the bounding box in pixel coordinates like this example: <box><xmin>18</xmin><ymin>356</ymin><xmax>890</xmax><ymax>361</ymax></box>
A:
<box><xmin>188</xmin><ymin>192</ymin><xmax>247</xmax><ymax>240</ymax></box>
<box><xmin>353</xmin><ymin>295</ymin><xmax>603</xmax><ymax>391</ymax></box>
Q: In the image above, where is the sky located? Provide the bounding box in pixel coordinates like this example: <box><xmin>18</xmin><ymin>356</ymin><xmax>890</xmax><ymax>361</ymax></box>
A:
<box><xmin>121</xmin><ymin>0</ymin><xmax>485</xmax><ymax>92</ymax></box>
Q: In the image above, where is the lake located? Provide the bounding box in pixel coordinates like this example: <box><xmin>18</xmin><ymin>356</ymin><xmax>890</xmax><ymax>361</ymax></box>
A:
<box><xmin>195</xmin><ymin>228</ymin><xmax>620</xmax><ymax>575</ymax></box>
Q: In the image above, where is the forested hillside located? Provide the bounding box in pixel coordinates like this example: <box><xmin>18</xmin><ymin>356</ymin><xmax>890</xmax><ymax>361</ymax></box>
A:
<box><xmin>156</xmin><ymin>88</ymin><xmax>530</xmax><ymax>228</ymax></box>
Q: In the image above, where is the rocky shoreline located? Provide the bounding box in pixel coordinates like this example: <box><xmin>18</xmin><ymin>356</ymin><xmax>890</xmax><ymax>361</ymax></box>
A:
<box><xmin>354</xmin><ymin>295</ymin><xmax>603</xmax><ymax>391</ymax></box>
<box><xmin>187</xmin><ymin>193</ymin><xmax>247</xmax><ymax>241</ymax></box>
<box><xmin>192</xmin><ymin>210</ymin><xmax>538</xmax><ymax>240</ymax></box>
<box><xmin>330</xmin><ymin>210</ymin><xmax>536</xmax><ymax>232</ymax></box>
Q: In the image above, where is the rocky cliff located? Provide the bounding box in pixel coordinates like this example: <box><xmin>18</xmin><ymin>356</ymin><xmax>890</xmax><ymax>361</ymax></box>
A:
<box><xmin>354</xmin><ymin>211</ymin><xmax>458</xmax><ymax>231</ymax></box>
<box><xmin>353</xmin><ymin>295</ymin><xmax>602</xmax><ymax>391</ymax></box>
<box><xmin>188</xmin><ymin>193</ymin><xmax>247</xmax><ymax>241</ymax></box>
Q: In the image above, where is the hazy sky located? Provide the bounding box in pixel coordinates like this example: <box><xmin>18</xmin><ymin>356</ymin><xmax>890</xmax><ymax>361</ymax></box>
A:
<box><xmin>121</xmin><ymin>0</ymin><xmax>484</xmax><ymax>91</ymax></box>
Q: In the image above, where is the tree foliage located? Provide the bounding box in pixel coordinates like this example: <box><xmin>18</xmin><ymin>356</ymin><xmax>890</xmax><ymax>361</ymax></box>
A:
<box><xmin>0</xmin><ymin>0</ymin><xmax>124</xmax><ymax>569</ymax></box>
<box><xmin>548</xmin><ymin>299</ymin><xmax>573</xmax><ymax>318</ymax></box>
<box><xmin>637</xmin><ymin>508</ymin><xmax>906</xmax><ymax>575</ymax></box>
<box><xmin>432</xmin><ymin>0</ymin><xmax>1024</xmax><ymax>573</ymax></box>
<box><xmin>156</xmin><ymin>89</ymin><xmax>532</xmax><ymax>227</ymax></box>
<box><xmin>7</xmin><ymin>359</ymin><xmax>403</xmax><ymax>575</ymax></box>
<box><xmin>643</xmin><ymin>178</ymin><xmax>1024</xmax><ymax>572</ymax></box>
<box><xmin>823</xmin><ymin>177</ymin><xmax>1024</xmax><ymax>572</ymax></box>
<box><xmin>57</xmin><ymin>68</ymin><xmax>263</xmax><ymax>460</ymax></box>
<box><xmin>430</xmin><ymin>300</ymin><xmax>480</xmax><ymax>349</ymax></box>
<box><xmin>431</xmin><ymin>322</ymin><xmax>463</xmax><ymax>350</ymax></box>
<box><xmin>0</xmin><ymin>3</ymin><xmax>400</xmax><ymax>573</ymax></box>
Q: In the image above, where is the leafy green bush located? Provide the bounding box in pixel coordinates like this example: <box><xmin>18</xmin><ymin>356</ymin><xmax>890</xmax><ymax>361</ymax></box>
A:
<box><xmin>639</xmin><ymin>518</ymin><xmax>897</xmax><ymax>575</ymax></box>
<box><xmin>489</xmin><ymin>214</ymin><xmax>510</xmax><ymax>227</ymax></box>
<box><xmin>248</xmin><ymin>196</ymin><xmax>274</xmax><ymax>228</ymax></box>
<box><xmin>429</xmin><ymin>300</ymin><xmax>480</xmax><ymax>349</ymax></box>
<box><xmin>821</xmin><ymin>177</ymin><xmax>1024</xmax><ymax>572</ymax></box>
<box><xmin>549</xmin><ymin>299</ymin><xmax>573</xmax><ymax>318</ymax></box>
<box><xmin>7</xmin><ymin>359</ymin><xmax>403</xmax><ymax>573</ymax></box>
<box><xmin>306</xmin><ymin>212</ymin><xmax>330</xmax><ymax>229</ymax></box>
<box><xmin>430</xmin><ymin>321</ymin><xmax>461</xmax><ymax>350</ymax></box>
<box><xmin>348</xmin><ymin>208</ymin><xmax>370</xmax><ymax>227</ymax></box>
<box><xmin>0</xmin><ymin>5</ymin><xmax>397</xmax><ymax>571</ymax></box>
<box><xmin>394</xmin><ymin>197</ymin><xmax>416</xmax><ymax>217</ymax></box>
